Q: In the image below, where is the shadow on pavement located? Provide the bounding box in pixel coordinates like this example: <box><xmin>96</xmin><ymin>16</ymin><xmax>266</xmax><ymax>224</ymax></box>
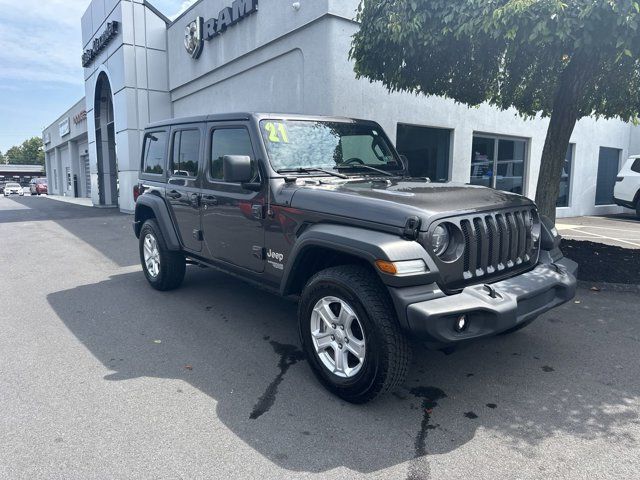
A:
<box><xmin>1</xmin><ymin>196</ymin><xmax>137</xmax><ymax>267</ymax></box>
<box><xmin>598</xmin><ymin>213</ymin><xmax>639</xmax><ymax>224</ymax></box>
<box><xmin>47</xmin><ymin>268</ymin><xmax>640</xmax><ymax>474</ymax></box>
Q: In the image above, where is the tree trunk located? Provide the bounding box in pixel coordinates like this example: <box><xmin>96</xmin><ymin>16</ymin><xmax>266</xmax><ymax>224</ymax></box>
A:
<box><xmin>534</xmin><ymin>105</ymin><xmax>579</xmax><ymax>222</ymax></box>
<box><xmin>535</xmin><ymin>54</ymin><xmax>593</xmax><ymax>223</ymax></box>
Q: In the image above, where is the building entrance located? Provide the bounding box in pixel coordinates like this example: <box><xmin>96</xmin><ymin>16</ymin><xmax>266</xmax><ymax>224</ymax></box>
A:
<box><xmin>94</xmin><ymin>73</ymin><xmax>118</xmax><ymax>206</ymax></box>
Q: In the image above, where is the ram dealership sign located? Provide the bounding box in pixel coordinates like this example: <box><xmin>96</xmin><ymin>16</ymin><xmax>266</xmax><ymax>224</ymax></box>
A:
<box><xmin>184</xmin><ymin>0</ymin><xmax>258</xmax><ymax>59</ymax></box>
<box><xmin>82</xmin><ymin>21</ymin><xmax>119</xmax><ymax>67</ymax></box>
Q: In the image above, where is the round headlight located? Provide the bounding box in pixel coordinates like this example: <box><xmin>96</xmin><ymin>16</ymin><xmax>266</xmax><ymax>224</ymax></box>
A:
<box><xmin>431</xmin><ymin>225</ymin><xmax>450</xmax><ymax>257</ymax></box>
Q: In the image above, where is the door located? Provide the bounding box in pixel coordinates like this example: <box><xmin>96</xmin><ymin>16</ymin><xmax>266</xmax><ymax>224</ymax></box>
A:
<box><xmin>201</xmin><ymin>123</ymin><xmax>265</xmax><ymax>272</ymax></box>
<box><xmin>166</xmin><ymin>126</ymin><xmax>203</xmax><ymax>252</ymax></box>
<box><xmin>82</xmin><ymin>155</ymin><xmax>91</xmax><ymax>196</ymax></box>
<box><xmin>595</xmin><ymin>147</ymin><xmax>621</xmax><ymax>206</ymax></box>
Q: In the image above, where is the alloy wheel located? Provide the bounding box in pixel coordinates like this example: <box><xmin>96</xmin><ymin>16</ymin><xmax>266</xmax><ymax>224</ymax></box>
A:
<box><xmin>310</xmin><ymin>296</ymin><xmax>366</xmax><ymax>378</ymax></box>
<box><xmin>143</xmin><ymin>233</ymin><xmax>160</xmax><ymax>278</ymax></box>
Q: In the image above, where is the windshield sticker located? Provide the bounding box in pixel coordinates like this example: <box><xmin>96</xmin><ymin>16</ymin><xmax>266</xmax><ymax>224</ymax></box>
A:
<box><xmin>264</xmin><ymin>122</ymin><xmax>289</xmax><ymax>143</ymax></box>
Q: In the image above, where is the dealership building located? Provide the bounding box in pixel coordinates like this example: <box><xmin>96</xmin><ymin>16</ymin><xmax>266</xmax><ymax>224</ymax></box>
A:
<box><xmin>43</xmin><ymin>0</ymin><xmax>640</xmax><ymax>216</ymax></box>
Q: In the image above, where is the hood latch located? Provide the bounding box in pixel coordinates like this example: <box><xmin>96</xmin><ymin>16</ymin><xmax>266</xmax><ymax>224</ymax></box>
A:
<box><xmin>403</xmin><ymin>216</ymin><xmax>421</xmax><ymax>241</ymax></box>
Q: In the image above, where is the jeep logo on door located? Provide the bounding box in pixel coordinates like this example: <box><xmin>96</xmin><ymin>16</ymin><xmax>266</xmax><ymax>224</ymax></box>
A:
<box><xmin>184</xmin><ymin>0</ymin><xmax>258</xmax><ymax>59</ymax></box>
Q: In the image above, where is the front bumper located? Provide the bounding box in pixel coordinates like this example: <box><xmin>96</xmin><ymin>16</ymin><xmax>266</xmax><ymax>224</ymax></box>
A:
<box><xmin>404</xmin><ymin>257</ymin><xmax>578</xmax><ymax>347</ymax></box>
<box><xmin>613</xmin><ymin>196</ymin><xmax>635</xmax><ymax>209</ymax></box>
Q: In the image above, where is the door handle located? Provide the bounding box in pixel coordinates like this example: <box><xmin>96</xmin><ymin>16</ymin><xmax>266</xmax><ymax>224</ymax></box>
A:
<box><xmin>167</xmin><ymin>190</ymin><xmax>181</xmax><ymax>199</ymax></box>
<box><xmin>202</xmin><ymin>195</ymin><xmax>218</xmax><ymax>206</ymax></box>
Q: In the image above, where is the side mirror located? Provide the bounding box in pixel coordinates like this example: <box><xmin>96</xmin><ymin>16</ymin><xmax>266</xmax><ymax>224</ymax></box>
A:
<box><xmin>399</xmin><ymin>154</ymin><xmax>409</xmax><ymax>168</ymax></box>
<box><xmin>223</xmin><ymin>155</ymin><xmax>252</xmax><ymax>183</ymax></box>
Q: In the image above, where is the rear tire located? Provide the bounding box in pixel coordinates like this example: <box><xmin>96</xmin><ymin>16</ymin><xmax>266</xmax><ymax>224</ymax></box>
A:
<box><xmin>298</xmin><ymin>265</ymin><xmax>411</xmax><ymax>403</ymax></box>
<box><xmin>139</xmin><ymin>219</ymin><xmax>185</xmax><ymax>291</ymax></box>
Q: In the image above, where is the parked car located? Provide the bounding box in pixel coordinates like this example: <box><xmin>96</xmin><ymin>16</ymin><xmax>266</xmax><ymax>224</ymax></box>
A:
<box><xmin>3</xmin><ymin>182</ymin><xmax>24</xmax><ymax>196</ymax></box>
<box><xmin>614</xmin><ymin>156</ymin><xmax>640</xmax><ymax>217</ymax></box>
<box><xmin>29</xmin><ymin>178</ymin><xmax>48</xmax><ymax>195</ymax></box>
<box><xmin>133</xmin><ymin>113</ymin><xmax>577</xmax><ymax>403</ymax></box>
<box><xmin>0</xmin><ymin>182</ymin><xmax>5</xmax><ymax>194</ymax></box>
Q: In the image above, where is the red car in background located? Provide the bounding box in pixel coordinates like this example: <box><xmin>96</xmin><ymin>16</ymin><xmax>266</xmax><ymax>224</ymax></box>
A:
<box><xmin>29</xmin><ymin>178</ymin><xmax>48</xmax><ymax>195</ymax></box>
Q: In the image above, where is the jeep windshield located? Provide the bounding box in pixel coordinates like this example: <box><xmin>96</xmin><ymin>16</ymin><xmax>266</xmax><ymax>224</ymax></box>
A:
<box><xmin>259</xmin><ymin>119</ymin><xmax>403</xmax><ymax>175</ymax></box>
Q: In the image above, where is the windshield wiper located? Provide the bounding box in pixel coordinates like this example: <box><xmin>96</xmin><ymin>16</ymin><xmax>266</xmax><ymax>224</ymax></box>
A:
<box><xmin>335</xmin><ymin>163</ymin><xmax>395</xmax><ymax>177</ymax></box>
<box><xmin>277</xmin><ymin>167</ymin><xmax>348</xmax><ymax>179</ymax></box>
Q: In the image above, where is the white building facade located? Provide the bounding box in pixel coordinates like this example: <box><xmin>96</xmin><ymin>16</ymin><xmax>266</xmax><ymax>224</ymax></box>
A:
<box><xmin>43</xmin><ymin>98</ymin><xmax>90</xmax><ymax>198</ymax></box>
<box><xmin>44</xmin><ymin>0</ymin><xmax>638</xmax><ymax>216</ymax></box>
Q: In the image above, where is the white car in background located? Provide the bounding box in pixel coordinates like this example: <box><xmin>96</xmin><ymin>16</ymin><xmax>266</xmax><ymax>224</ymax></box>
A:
<box><xmin>3</xmin><ymin>182</ymin><xmax>24</xmax><ymax>197</ymax></box>
<box><xmin>614</xmin><ymin>156</ymin><xmax>640</xmax><ymax>217</ymax></box>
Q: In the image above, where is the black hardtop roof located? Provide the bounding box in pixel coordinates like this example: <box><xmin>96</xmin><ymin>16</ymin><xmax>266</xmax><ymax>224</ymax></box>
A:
<box><xmin>145</xmin><ymin>113</ymin><xmax>379</xmax><ymax>130</ymax></box>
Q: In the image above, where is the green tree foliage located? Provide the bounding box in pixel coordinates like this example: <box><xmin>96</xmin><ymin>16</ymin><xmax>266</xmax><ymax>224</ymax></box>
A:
<box><xmin>351</xmin><ymin>0</ymin><xmax>640</xmax><ymax>220</ymax></box>
<box><xmin>4</xmin><ymin>137</ymin><xmax>45</xmax><ymax>166</ymax></box>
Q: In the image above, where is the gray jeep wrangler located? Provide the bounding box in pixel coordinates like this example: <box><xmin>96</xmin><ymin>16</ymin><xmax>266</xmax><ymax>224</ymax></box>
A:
<box><xmin>133</xmin><ymin>113</ymin><xmax>577</xmax><ymax>403</ymax></box>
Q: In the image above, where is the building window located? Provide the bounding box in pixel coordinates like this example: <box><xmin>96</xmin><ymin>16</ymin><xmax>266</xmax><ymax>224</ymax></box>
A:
<box><xmin>595</xmin><ymin>147</ymin><xmax>621</xmax><ymax>205</ymax></box>
<box><xmin>210</xmin><ymin>128</ymin><xmax>255</xmax><ymax>180</ymax></box>
<box><xmin>171</xmin><ymin>129</ymin><xmax>200</xmax><ymax>178</ymax></box>
<box><xmin>396</xmin><ymin>124</ymin><xmax>451</xmax><ymax>182</ymax></box>
<box><xmin>471</xmin><ymin>135</ymin><xmax>527</xmax><ymax>194</ymax></box>
<box><xmin>66</xmin><ymin>167</ymin><xmax>71</xmax><ymax>190</ymax></box>
<box><xmin>142</xmin><ymin>131</ymin><xmax>168</xmax><ymax>175</ymax></box>
<box><xmin>557</xmin><ymin>143</ymin><xmax>574</xmax><ymax>208</ymax></box>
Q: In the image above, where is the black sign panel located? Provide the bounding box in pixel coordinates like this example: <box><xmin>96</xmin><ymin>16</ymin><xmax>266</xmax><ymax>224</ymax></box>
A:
<box><xmin>82</xmin><ymin>21</ymin><xmax>119</xmax><ymax>67</ymax></box>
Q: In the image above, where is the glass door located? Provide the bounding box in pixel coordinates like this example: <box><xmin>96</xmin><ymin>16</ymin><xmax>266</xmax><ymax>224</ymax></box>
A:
<box><xmin>471</xmin><ymin>135</ymin><xmax>527</xmax><ymax>194</ymax></box>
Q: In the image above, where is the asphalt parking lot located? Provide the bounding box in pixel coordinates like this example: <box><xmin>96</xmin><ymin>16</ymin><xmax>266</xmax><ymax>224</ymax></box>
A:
<box><xmin>1</xmin><ymin>196</ymin><xmax>639</xmax><ymax>479</ymax></box>
<box><xmin>557</xmin><ymin>214</ymin><xmax>640</xmax><ymax>249</ymax></box>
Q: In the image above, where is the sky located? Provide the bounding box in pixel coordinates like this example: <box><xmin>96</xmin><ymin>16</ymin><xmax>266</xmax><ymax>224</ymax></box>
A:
<box><xmin>0</xmin><ymin>0</ymin><xmax>197</xmax><ymax>153</ymax></box>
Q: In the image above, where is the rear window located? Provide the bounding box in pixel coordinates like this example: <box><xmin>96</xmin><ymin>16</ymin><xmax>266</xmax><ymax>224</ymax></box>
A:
<box><xmin>142</xmin><ymin>131</ymin><xmax>168</xmax><ymax>175</ymax></box>
<box><xmin>37</xmin><ymin>179</ymin><xmax>47</xmax><ymax>184</ymax></box>
<box><xmin>171</xmin><ymin>129</ymin><xmax>200</xmax><ymax>178</ymax></box>
<box><xmin>631</xmin><ymin>158</ymin><xmax>640</xmax><ymax>173</ymax></box>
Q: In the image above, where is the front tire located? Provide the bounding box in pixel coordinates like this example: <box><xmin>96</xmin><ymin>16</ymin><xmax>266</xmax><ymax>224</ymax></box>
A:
<box><xmin>139</xmin><ymin>219</ymin><xmax>185</xmax><ymax>291</ymax></box>
<box><xmin>298</xmin><ymin>265</ymin><xmax>411</xmax><ymax>403</ymax></box>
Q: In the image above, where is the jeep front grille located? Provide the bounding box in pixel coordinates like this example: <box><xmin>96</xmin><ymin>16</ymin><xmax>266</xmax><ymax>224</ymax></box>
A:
<box><xmin>462</xmin><ymin>208</ymin><xmax>538</xmax><ymax>277</ymax></box>
<box><xmin>429</xmin><ymin>207</ymin><xmax>540</xmax><ymax>290</ymax></box>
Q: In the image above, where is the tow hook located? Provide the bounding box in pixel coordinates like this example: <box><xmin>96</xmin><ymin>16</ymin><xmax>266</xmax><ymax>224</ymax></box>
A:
<box><xmin>483</xmin><ymin>284</ymin><xmax>499</xmax><ymax>299</ymax></box>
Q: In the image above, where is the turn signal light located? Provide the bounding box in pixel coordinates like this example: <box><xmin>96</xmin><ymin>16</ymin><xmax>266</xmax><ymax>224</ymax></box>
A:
<box><xmin>375</xmin><ymin>259</ymin><xmax>427</xmax><ymax>276</ymax></box>
<box><xmin>376</xmin><ymin>260</ymin><xmax>398</xmax><ymax>275</ymax></box>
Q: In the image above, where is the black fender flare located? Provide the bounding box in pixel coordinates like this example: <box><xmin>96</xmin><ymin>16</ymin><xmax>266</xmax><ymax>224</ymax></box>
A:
<box><xmin>280</xmin><ymin>223</ymin><xmax>438</xmax><ymax>295</ymax></box>
<box><xmin>134</xmin><ymin>195</ymin><xmax>181</xmax><ymax>251</ymax></box>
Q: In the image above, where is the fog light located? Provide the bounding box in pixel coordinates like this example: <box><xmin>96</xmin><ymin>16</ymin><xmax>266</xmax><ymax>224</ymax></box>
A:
<box><xmin>454</xmin><ymin>315</ymin><xmax>468</xmax><ymax>333</ymax></box>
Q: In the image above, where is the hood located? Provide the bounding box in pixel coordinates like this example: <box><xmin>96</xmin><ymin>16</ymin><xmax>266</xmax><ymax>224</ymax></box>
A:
<box><xmin>287</xmin><ymin>178</ymin><xmax>534</xmax><ymax>230</ymax></box>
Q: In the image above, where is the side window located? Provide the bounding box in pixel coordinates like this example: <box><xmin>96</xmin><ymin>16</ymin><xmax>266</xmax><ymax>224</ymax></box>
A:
<box><xmin>210</xmin><ymin>128</ymin><xmax>256</xmax><ymax>180</ymax></box>
<box><xmin>143</xmin><ymin>131</ymin><xmax>168</xmax><ymax>175</ymax></box>
<box><xmin>171</xmin><ymin>129</ymin><xmax>200</xmax><ymax>177</ymax></box>
<box><xmin>632</xmin><ymin>159</ymin><xmax>640</xmax><ymax>173</ymax></box>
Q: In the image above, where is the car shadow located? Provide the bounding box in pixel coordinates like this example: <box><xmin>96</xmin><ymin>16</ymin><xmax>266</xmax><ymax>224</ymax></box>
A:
<box><xmin>47</xmin><ymin>268</ymin><xmax>640</xmax><ymax>474</ymax></box>
<box><xmin>597</xmin><ymin>213</ymin><xmax>639</xmax><ymax>224</ymax></box>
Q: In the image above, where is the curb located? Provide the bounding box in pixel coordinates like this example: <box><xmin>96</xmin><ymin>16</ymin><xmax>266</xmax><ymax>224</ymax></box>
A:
<box><xmin>578</xmin><ymin>280</ymin><xmax>640</xmax><ymax>294</ymax></box>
